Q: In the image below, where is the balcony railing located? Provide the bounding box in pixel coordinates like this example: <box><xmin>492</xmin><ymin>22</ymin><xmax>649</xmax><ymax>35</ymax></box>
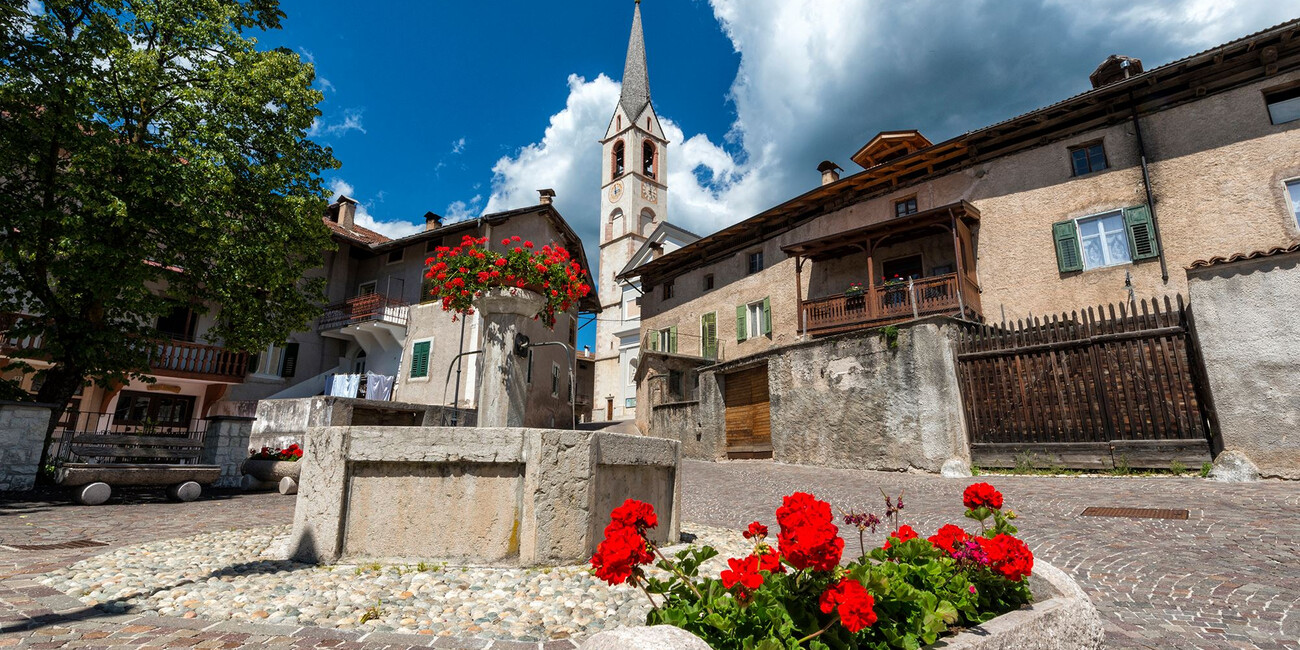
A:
<box><xmin>318</xmin><ymin>293</ymin><xmax>410</xmax><ymax>332</ymax></box>
<box><xmin>641</xmin><ymin>330</ymin><xmax>724</xmax><ymax>362</ymax></box>
<box><xmin>3</xmin><ymin>313</ymin><xmax>248</xmax><ymax>382</ymax></box>
<box><xmin>801</xmin><ymin>273</ymin><xmax>980</xmax><ymax>336</ymax></box>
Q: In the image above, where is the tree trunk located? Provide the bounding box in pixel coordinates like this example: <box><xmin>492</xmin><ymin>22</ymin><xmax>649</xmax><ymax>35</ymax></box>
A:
<box><xmin>33</xmin><ymin>364</ymin><xmax>84</xmax><ymax>485</ymax></box>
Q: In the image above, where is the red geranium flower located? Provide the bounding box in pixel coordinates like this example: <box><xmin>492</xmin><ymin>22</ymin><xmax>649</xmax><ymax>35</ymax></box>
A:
<box><xmin>963</xmin><ymin>482</ymin><xmax>1004</xmax><ymax>510</ymax></box>
<box><xmin>882</xmin><ymin>524</ymin><xmax>919</xmax><ymax>549</ymax></box>
<box><xmin>720</xmin><ymin>555</ymin><xmax>764</xmax><ymax>594</ymax></box>
<box><xmin>978</xmin><ymin>534</ymin><xmax>1034</xmax><ymax>582</ymax></box>
<box><xmin>819</xmin><ymin>578</ymin><xmax>877</xmax><ymax>633</ymax></box>
<box><xmin>775</xmin><ymin>492</ymin><xmax>843</xmax><ymax>571</ymax></box>
<box><xmin>743</xmin><ymin>521</ymin><xmax>768</xmax><ymax>540</ymax></box>
<box><xmin>608</xmin><ymin>499</ymin><xmax>658</xmax><ymax>532</ymax></box>
<box><xmin>756</xmin><ymin>545</ymin><xmax>784</xmax><ymax>573</ymax></box>
<box><xmin>590</xmin><ymin>525</ymin><xmax>653</xmax><ymax>586</ymax></box>
<box><xmin>927</xmin><ymin>524</ymin><xmax>971</xmax><ymax>555</ymax></box>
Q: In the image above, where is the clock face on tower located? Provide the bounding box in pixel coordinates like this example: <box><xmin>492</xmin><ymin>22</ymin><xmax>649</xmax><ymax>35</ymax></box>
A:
<box><xmin>608</xmin><ymin>181</ymin><xmax>624</xmax><ymax>202</ymax></box>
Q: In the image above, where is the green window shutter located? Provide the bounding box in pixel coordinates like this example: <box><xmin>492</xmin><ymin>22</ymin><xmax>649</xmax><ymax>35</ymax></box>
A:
<box><xmin>736</xmin><ymin>305</ymin><xmax>747</xmax><ymax>342</ymax></box>
<box><xmin>1052</xmin><ymin>221</ymin><xmax>1083</xmax><ymax>273</ymax></box>
<box><xmin>1123</xmin><ymin>204</ymin><xmax>1160</xmax><ymax>260</ymax></box>
<box><xmin>410</xmin><ymin>340</ymin><xmax>431</xmax><ymax>378</ymax></box>
<box><xmin>762</xmin><ymin>298</ymin><xmax>772</xmax><ymax>335</ymax></box>
<box><xmin>701</xmin><ymin>313</ymin><xmax>717</xmax><ymax>359</ymax></box>
<box><xmin>280</xmin><ymin>343</ymin><xmax>299</xmax><ymax>378</ymax></box>
<box><xmin>668</xmin><ymin>326</ymin><xmax>678</xmax><ymax>354</ymax></box>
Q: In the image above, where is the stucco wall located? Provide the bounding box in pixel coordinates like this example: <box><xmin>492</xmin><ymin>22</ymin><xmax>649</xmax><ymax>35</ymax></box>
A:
<box><xmin>0</xmin><ymin>402</ymin><xmax>53</xmax><ymax>491</ymax></box>
<box><xmin>638</xmin><ymin>70</ymin><xmax>1300</xmax><ymax>348</ymax></box>
<box><xmin>1187</xmin><ymin>251</ymin><xmax>1300</xmax><ymax>479</ymax></box>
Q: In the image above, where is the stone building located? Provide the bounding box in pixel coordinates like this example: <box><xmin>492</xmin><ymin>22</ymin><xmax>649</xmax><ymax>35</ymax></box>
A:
<box><xmin>592</xmin><ymin>1</ymin><xmax>696</xmax><ymax>423</ymax></box>
<box><xmin>624</xmin><ymin>20</ymin><xmax>1300</xmax><ymax>466</ymax></box>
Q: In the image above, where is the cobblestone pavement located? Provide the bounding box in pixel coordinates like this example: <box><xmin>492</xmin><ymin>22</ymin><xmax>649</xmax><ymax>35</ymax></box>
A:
<box><xmin>681</xmin><ymin>460</ymin><xmax>1300</xmax><ymax>649</ymax></box>
<box><xmin>2</xmin><ymin>464</ymin><xmax>1298</xmax><ymax>649</ymax></box>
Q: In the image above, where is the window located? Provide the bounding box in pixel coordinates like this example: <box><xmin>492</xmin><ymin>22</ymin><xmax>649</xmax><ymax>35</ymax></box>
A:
<box><xmin>894</xmin><ymin>196</ymin><xmax>918</xmax><ymax>218</ymax></box>
<box><xmin>643</xmin><ymin>141</ymin><xmax>657</xmax><ymax>178</ymax></box>
<box><xmin>651</xmin><ymin>327</ymin><xmax>677</xmax><ymax>353</ymax></box>
<box><xmin>1052</xmin><ymin>206</ymin><xmax>1159</xmax><ymax>273</ymax></box>
<box><xmin>156</xmin><ymin>302</ymin><xmax>197</xmax><ymax>342</ymax></box>
<box><xmin>747</xmin><ymin>251</ymin><xmax>764</xmax><ymax>275</ymax></box>
<box><xmin>1069</xmin><ymin>142</ymin><xmax>1108</xmax><ymax>176</ymax></box>
<box><xmin>607</xmin><ymin>209</ymin><xmax>623</xmax><ymax>240</ymax></box>
<box><xmin>253</xmin><ymin>344</ymin><xmax>286</xmax><ymax>377</ymax></box>
<box><xmin>409</xmin><ymin>339</ymin><xmax>431</xmax><ymax>378</ymax></box>
<box><xmin>703</xmin><ymin>274</ymin><xmax>714</xmax><ymax>291</ymax></box>
<box><xmin>387</xmin><ymin>248</ymin><xmax>404</xmax><ymax>264</ymax></box>
<box><xmin>736</xmin><ymin>298</ymin><xmax>771</xmax><ymax>342</ymax></box>
<box><xmin>668</xmin><ymin>370</ymin><xmax>683</xmax><ymax>399</ymax></box>
<box><xmin>551</xmin><ymin>363</ymin><xmax>560</xmax><ymax>397</ymax></box>
<box><xmin>1286</xmin><ymin>179</ymin><xmax>1300</xmax><ymax>227</ymax></box>
<box><xmin>357</xmin><ymin>281</ymin><xmax>377</xmax><ymax>296</ymax></box>
<box><xmin>700</xmin><ymin>312</ymin><xmax>718</xmax><ymax>359</ymax></box>
<box><xmin>662</xmin><ymin>280</ymin><xmax>674</xmax><ymax>300</ymax></box>
<box><xmin>1265</xmin><ymin>85</ymin><xmax>1300</xmax><ymax>125</ymax></box>
<box><xmin>612</xmin><ymin>140</ymin><xmax>625</xmax><ymax>177</ymax></box>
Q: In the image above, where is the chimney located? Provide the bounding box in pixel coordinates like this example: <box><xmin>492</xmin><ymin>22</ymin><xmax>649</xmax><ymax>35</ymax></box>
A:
<box><xmin>538</xmin><ymin>188</ymin><xmax>556</xmax><ymax>205</ymax></box>
<box><xmin>423</xmin><ymin>211</ymin><xmax>443</xmax><ymax>232</ymax></box>
<box><xmin>817</xmin><ymin>161</ymin><xmax>843</xmax><ymax>186</ymax></box>
<box><xmin>1089</xmin><ymin>55</ymin><xmax>1143</xmax><ymax>89</ymax></box>
<box><xmin>332</xmin><ymin>195</ymin><xmax>358</xmax><ymax>230</ymax></box>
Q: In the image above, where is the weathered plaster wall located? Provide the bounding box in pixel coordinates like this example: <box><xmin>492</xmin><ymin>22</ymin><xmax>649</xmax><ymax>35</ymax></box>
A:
<box><xmin>0</xmin><ymin>402</ymin><xmax>53</xmax><ymax>491</ymax></box>
<box><xmin>1187</xmin><ymin>251</ymin><xmax>1300</xmax><ymax>479</ymax></box>
<box><xmin>769</xmin><ymin>321</ymin><xmax>969</xmax><ymax>473</ymax></box>
<box><xmin>289</xmin><ymin>427</ymin><xmax>680</xmax><ymax>566</ymax></box>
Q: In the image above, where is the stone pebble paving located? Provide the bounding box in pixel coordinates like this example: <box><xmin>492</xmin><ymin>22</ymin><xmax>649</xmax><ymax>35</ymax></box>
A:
<box><xmin>34</xmin><ymin>524</ymin><xmax>752</xmax><ymax>643</ymax></box>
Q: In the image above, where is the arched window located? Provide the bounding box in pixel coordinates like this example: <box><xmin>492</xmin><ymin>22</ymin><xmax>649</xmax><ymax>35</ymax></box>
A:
<box><xmin>611</xmin><ymin>141</ymin><xmax>625</xmax><ymax>178</ymax></box>
<box><xmin>616</xmin><ymin>115</ymin><xmax>622</xmax><ymax>130</ymax></box>
<box><xmin>640</xmin><ymin>209</ymin><xmax>655</xmax><ymax>235</ymax></box>
<box><xmin>642</xmin><ymin>141</ymin><xmax>657</xmax><ymax>179</ymax></box>
<box><xmin>607</xmin><ymin>208</ymin><xmax>624</xmax><ymax>239</ymax></box>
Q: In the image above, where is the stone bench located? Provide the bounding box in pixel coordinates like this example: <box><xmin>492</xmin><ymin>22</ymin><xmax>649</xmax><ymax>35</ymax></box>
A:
<box><xmin>56</xmin><ymin>434</ymin><xmax>220</xmax><ymax>505</ymax></box>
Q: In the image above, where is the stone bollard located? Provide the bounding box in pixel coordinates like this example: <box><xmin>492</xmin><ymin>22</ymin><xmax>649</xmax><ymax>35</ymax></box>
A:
<box><xmin>473</xmin><ymin>287</ymin><xmax>546</xmax><ymax>428</ymax></box>
<box><xmin>278</xmin><ymin>476</ymin><xmax>298</xmax><ymax>495</ymax></box>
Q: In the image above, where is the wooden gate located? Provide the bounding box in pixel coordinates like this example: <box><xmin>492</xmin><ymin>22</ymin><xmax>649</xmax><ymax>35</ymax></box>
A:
<box><xmin>723</xmin><ymin>365</ymin><xmax>772</xmax><ymax>459</ymax></box>
<box><xmin>956</xmin><ymin>296</ymin><xmax>1216</xmax><ymax>470</ymax></box>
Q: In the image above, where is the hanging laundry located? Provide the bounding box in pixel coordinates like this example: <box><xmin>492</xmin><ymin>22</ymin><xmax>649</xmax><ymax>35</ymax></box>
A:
<box><xmin>328</xmin><ymin>373</ymin><xmax>360</xmax><ymax>398</ymax></box>
<box><xmin>366</xmin><ymin>372</ymin><xmax>395</xmax><ymax>401</ymax></box>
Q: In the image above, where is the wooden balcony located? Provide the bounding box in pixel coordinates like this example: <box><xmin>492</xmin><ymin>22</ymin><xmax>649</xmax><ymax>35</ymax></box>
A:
<box><xmin>801</xmin><ymin>272</ymin><xmax>981</xmax><ymax>336</ymax></box>
<box><xmin>2</xmin><ymin>313</ymin><xmax>249</xmax><ymax>383</ymax></box>
<box><xmin>318</xmin><ymin>293</ymin><xmax>410</xmax><ymax>332</ymax></box>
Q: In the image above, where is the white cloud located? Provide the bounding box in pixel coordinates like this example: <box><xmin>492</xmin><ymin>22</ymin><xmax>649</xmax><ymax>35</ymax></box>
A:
<box><xmin>327</xmin><ymin>178</ymin><xmax>422</xmax><ymax>239</ymax></box>
<box><xmin>310</xmin><ymin>110</ymin><xmax>365</xmax><ymax>138</ymax></box>
<box><xmin>445</xmin><ymin>195</ymin><xmax>483</xmax><ymax>223</ymax></box>
<box><xmin>317</xmin><ymin>77</ymin><xmax>335</xmax><ymax>93</ymax></box>
<box><xmin>451</xmin><ymin>137</ymin><xmax>467</xmax><ymax>154</ymax></box>
<box><xmin>463</xmin><ymin>0</ymin><xmax>1296</xmax><ymax>280</ymax></box>
<box><xmin>297</xmin><ymin>47</ymin><xmax>315</xmax><ymax>64</ymax></box>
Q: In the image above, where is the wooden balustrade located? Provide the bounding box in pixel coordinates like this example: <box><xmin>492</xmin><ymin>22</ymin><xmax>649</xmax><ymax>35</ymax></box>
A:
<box><xmin>318</xmin><ymin>293</ymin><xmax>410</xmax><ymax>331</ymax></box>
<box><xmin>800</xmin><ymin>273</ymin><xmax>980</xmax><ymax>336</ymax></box>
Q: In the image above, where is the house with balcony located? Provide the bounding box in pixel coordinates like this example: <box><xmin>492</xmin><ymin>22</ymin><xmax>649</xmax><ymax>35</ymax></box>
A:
<box><xmin>624</xmin><ymin>20</ymin><xmax>1300</xmax><ymax>462</ymax></box>
<box><xmin>228</xmin><ymin>191</ymin><xmax>599</xmax><ymax>429</ymax></box>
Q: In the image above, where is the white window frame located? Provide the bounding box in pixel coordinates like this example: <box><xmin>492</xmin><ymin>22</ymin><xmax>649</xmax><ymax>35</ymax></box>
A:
<box><xmin>657</xmin><ymin>328</ymin><xmax>672</xmax><ymax>351</ymax></box>
<box><xmin>407</xmin><ymin>336</ymin><xmax>434</xmax><ymax>382</ymax></box>
<box><xmin>1285</xmin><ymin>177</ymin><xmax>1300</xmax><ymax>228</ymax></box>
<box><xmin>1074</xmin><ymin>210</ymin><xmax>1131</xmax><ymax>271</ymax></box>
<box><xmin>251</xmin><ymin>343</ymin><xmax>286</xmax><ymax>378</ymax></box>
<box><xmin>746</xmin><ymin>301</ymin><xmax>765</xmax><ymax>339</ymax></box>
<box><xmin>357</xmin><ymin>280</ymin><xmax>377</xmax><ymax>296</ymax></box>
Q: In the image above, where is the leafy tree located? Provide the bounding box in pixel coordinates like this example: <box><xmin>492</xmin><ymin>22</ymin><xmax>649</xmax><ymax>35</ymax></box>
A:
<box><xmin>0</xmin><ymin>0</ymin><xmax>338</xmax><ymax>474</ymax></box>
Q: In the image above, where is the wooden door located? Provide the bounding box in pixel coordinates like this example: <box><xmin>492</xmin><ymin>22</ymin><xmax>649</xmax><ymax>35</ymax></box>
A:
<box><xmin>724</xmin><ymin>365</ymin><xmax>772</xmax><ymax>459</ymax></box>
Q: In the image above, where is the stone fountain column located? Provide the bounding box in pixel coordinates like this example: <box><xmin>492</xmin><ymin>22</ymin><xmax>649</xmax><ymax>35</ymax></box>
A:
<box><xmin>474</xmin><ymin>287</ymin><xmax>546</xmax><ymax>427</ymax></box>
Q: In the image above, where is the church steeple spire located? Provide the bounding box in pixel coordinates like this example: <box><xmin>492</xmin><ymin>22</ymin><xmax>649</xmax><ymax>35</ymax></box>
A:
<box><xmin>619</xmin><ymin>1</ymin><xmax>651</xmax><ymax>120</ymax></box>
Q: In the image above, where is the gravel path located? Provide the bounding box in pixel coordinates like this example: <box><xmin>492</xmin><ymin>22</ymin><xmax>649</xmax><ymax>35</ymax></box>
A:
<box><xmin>36</xmin><ymin>523</ymin><xmax>751</xmax><ymax>643</ymax></box>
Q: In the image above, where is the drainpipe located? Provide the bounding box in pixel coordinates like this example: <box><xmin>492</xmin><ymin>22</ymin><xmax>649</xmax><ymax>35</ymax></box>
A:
<box><xmin>1129</xmin><ymin>90</ymin><xmax>1170</xmax><ymax>284</ymax></box>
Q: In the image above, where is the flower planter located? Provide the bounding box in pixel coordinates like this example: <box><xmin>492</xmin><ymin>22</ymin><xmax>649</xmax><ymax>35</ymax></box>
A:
<box><xmin>242</xmin><ymin>459</ymin><xmax>301</xmax><ymax>483</ymax></box>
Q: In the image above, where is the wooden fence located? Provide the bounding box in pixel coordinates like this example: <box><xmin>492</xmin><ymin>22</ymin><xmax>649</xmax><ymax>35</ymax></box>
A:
<box><xmin>955</xmin><ymin>296</ymin><xmax>1216</xmax><ymax>470</ymax></box>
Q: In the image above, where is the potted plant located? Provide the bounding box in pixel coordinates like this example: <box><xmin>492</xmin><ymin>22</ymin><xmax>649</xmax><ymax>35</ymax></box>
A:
<box><xmin>424</xmin><ymin>234</ymin><xmax>591</xmax><ymax>328</ymax></box>
<box><xmin>242</xmin><ymin>444</ymin><xmax>303</xmax><ymax>483</ymax></box>
<box><xmin>844</xmin><ymin>282</ymin><xmax>866</xmax><ymax>297</ymax></box>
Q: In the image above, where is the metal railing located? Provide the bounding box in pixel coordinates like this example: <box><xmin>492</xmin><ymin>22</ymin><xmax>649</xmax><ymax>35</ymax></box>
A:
<box><xmin>640</xmin><ymin>330</ymin><xmax>724</xmax><ymax>362</ymax></box>
<box><xmin>801</xmin><ymin>272</ymin><xmax>980</xmax><ymax>336</ymax></box>
<box><xmin>52</xmin><ymin>411</ymin><xmax>208</xmax><ymax>464</ymax></box>
<box><xmin>318</xmin><ymin>293</ymin><xmax>410</xmax><ymax>331</ymax></box>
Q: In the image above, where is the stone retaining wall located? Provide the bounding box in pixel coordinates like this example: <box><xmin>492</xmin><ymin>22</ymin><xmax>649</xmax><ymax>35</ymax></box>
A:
<box><xmin>201</xmin><ymin>416</ymin><xmax>255</xmax><ymax>488</ymax></box>
<box><xmin>0</xmin><ymin>401</ymin><xmax>54</xmax><ymax>491</ymax></box>
<box><xmin>289</xmin><ymin>426</ymin><xmax>680</xmax><ymax>566</ymax></box>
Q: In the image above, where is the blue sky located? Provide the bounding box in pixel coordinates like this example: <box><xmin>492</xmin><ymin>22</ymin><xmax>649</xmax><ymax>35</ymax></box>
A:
<box><xmin>260</xmin><ymin>1</ymin><xmax>1296</xmax><ymax>350</ymax></box>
